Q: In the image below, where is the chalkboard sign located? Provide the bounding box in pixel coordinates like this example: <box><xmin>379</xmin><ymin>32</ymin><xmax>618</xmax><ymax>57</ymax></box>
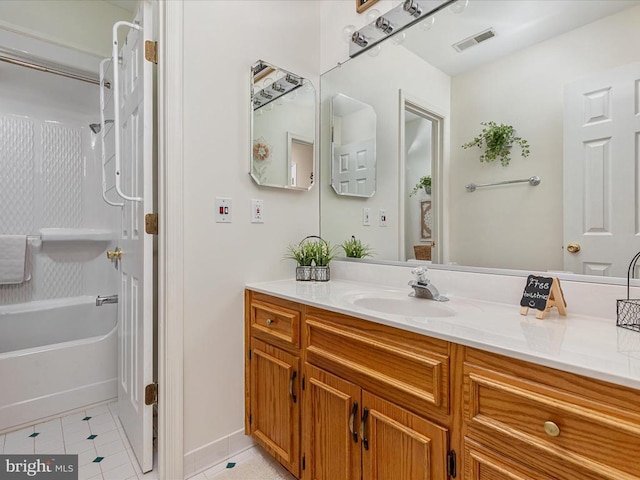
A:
<box><xmin>520</xmin><ymin>275</ymin><xmax>553</xmax><ymax>311</ymax></box>
<box><xmin>520</xmin><ymin>275</ymin><xmax>567</xmax><ymax>319</ymax></box>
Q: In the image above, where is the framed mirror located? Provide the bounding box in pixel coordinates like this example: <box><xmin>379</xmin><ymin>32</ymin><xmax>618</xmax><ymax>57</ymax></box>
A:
<box><xmin>331</xmin><ymin>93</ymin><xmax>377</xmax><ymax>197</ymax></box>
<box><xmin>251</xmin><ymin>60</ymin><xmax>316</xmax><ymax>190</ymax></box>
<box><xmin>320</xmin><ymin>0</ymin><xmax>640</xmax><ymax>280</ymax></box>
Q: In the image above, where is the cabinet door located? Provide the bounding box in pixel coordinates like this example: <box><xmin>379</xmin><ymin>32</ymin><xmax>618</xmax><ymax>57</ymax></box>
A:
<box><xmin>361</xmin><ymin>391</ymin><xmax>449</xmax><ymax>480</ymax></box>
<box><xmin>250</xmin><ymin>338</ymin><xmax>300</xmax><ymax>477</ymax></box>
<box><xmin>304</xmin><ymin>364</ymin><xmax>361</xmax><ymax>480</ymax></box>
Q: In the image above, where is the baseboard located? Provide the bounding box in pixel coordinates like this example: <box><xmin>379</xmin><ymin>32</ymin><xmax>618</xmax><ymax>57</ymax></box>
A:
<box><xmin>183</xmin><ymin>429</ymin><xmax>255</xmax><ymax>479</ymax></box>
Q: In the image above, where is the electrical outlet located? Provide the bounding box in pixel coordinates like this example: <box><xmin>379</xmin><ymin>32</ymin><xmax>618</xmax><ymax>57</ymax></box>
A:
<box><xmin>363</xmin><ymin>208</ymin><xmax>371</xmax><ymax>226</ymax></box>
<box><xmin>251</xmin><ymin>199</ymin><xmax>264</xmax><ymax>223</ymax></box>
<box><xmin>215</xmin><ymin>197</ymin><xmax>232</xmax><ymax>223</ymax></box>
<box><xmin>379</xmin><ymin>209</ymin><xmax>388</xmax><ymax>227</ymax></box>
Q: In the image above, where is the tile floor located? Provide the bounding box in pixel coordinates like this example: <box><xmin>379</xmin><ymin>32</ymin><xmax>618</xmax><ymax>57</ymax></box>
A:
<box><xmin>188</xmin><ymin>446</ymin><xmax>296</xmax><ymax>480</ymax></box>
<box><xmin>0</xmin><ymin>402</ymin><xmax>157</xmax><ymax>480</ymax></box>
<box><xmin>1</xmin><ymin>403</ymin><xmax>292</xmax><ymax>480</ymax></box>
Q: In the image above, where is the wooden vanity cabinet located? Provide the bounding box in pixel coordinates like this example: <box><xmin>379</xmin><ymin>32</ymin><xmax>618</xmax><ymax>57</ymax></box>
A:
<box><xmin>462</xmin><ymin>347</ymin><xmax>640</xmax><ymax>480</ymax></box>
<box><xmin>303</xmin><ymin>307</ymin><xmax>453</xmax><ymax>480</ymax></box>
<box><xmin>245</xmin><ymin>291</ymin><xmax>303</xmax><ymax>477</ymax></box>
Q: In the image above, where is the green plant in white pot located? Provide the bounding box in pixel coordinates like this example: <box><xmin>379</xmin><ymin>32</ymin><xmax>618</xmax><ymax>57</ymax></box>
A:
<box><xmin>341</xmin><ymin>236</ymin><xmax>374</xmax><ymax>258</ymax></box>
<box><xmin>409</xmin><ymin>175</ymin><xmax>432</xmax><ymax>197</ymax></box>
<box><xmin>462</xmin><ymin>121</ymin><xmax>530</xmax><ymax>167</ymax></box>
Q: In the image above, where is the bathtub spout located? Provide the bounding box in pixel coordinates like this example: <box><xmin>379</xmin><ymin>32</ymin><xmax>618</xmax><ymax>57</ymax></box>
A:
<box><xmin>96</xmin><ymin>294</ymin><xmax>118</xmax><ymax>306</ymax></box>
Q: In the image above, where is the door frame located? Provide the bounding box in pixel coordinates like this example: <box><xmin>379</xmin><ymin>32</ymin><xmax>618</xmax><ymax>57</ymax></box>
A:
<box><xmin>157</xmin><ymin>1</ymin><xmax>184</xmax><ymax>479</ymax></box>
<box><xmin>398</xmin><ymin>90</ymin><xmax>446</xmax><ymax>263</ymax></box>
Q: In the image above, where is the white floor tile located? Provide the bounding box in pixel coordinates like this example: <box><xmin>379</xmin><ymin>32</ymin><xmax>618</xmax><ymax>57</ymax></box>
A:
<box><xmin>63</xmin><ymin>420</ymin><xmax>92</xmax><ymax>436</ymax></box>
<box><xmin>78</xmin><ymin>461</ymin><xmax>103</xmax><ymax>480</ymax></box>
<box><xmin>95</xmin><ymin>438</ymin><xmax>126</xmax><ymax>458</ymax></box>
<box><xmin>35</xmin><ymin>439</ymin><xmax>65</xmax><ymax>454</ymax></box>
<box><xmin>0</xmin><ymin>434</ymin><xmax>5</xmax><ymax>454</ymax></box>
<box><xmin>3</xmin><ymin>440</ymin><xmax>34</xmax><ymax>454</ymax></box>
<box><xmin>64</xmin><ymin>428</ymin><xmax>93</xmax><ymax>446</ymax></box>
<box><xmin>97</xmin><ymin>449</ymin><xmax>131</xmax><ymax>473</ymax></box>
<box><xmin>62</xmin><ymin>413</ymin><xmax>90</xmax><ymax>425</ymax></box>
<box><xmin>85</xmin><ymin>405</ymin><xmax>110</xmax><ymax>417</ymax></box>
<box><xmin>92</xmin><ymin>429</ymin><xmax>122</xmax><ymax>447</ymax></box>
<box><xmin>89</xmin><ymin>421</ymin><xmax>117</xmax><ymax>436</ymax></box>
<box><xmin>35</xmin><ymin>418</ymin><xmax>63</xmax><ymax>434</ymax></box>
<box><xmin>102</xmin><ymin>461</ymin><xmax>136</xmax><ymax>480</ymax></box>
<box><xmin>87</xmin><ymin>475</ymin><xmax>105</xmax><ymax>480</ymax></box>
<box><xmin>77</xmin><ymin>446</ymin><xmax>99</xmax><ymax>466</ymax></box>
<box><xmin>189</xmin><ymin>473</ymin><xmax>208</xmax><ymax>480</ymax></box>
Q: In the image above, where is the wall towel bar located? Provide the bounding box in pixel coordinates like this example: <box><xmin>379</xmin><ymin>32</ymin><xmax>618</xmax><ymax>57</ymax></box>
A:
<box><xmin>465</xmin><ymin>175</ymin><xmax>541</xmax><ymax>192</ymax></box>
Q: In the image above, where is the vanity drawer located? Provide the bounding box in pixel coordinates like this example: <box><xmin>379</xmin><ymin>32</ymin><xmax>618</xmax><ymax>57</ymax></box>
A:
<box><xmin>305</xmin><ymin>306</ymin><xmax>450</xmax><ymax>420</ymax></box>
<box><xmin>249</xmin><ymin>293</ymin><xmax>300</xmax><ymax>350</ymax></box>
<box><xmin>464</xmin><ymin>352</ymin><xmax>640</xmax><ymax>480</ymax></box>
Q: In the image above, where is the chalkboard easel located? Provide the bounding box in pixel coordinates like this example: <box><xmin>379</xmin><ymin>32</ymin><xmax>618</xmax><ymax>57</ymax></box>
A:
<box><xmin>519</xmin><ymin>275</ymin><xmax>567</xmax><ymax>319</ymax></box>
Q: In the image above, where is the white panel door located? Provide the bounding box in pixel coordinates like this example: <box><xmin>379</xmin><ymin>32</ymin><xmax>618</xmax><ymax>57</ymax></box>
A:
<box><xmin>564</xmin><ymin>63</ymin><xmax>640</xmax><ymax>277</ymax></box>
<box><xmin>117</xmin><ymin>0</ymin><xmax>154</xmax><ymax>473</ymax></box>
<box><xmin>333</xmin><ymin>138</ymin><xmax>375</xmax><ymax>196</ymax></box>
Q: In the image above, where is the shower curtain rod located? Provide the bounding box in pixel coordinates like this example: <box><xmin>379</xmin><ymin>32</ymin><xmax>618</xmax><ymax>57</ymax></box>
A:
<box><xmin>0</xmin><ymin>53</ymin><xmax>106</xmax><ymax>88</ymax></box>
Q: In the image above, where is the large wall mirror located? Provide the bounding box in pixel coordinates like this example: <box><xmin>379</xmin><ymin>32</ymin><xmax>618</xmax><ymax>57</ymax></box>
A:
<box><xmin>320</xmin><ymin>0</ymin><xmax>640</xmax><ymax>280</ymax></box>
<box><xmin>251</xmin><ymin>60</ymin><xmax>316</xmax><ymax>190</ymax></box>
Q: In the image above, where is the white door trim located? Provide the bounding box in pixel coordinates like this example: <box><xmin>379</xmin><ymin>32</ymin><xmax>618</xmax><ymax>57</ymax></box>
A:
<box><xmin>157</xmin><ymin>1</ymin><xmax>184</xmax><ymax>479</ymax></box>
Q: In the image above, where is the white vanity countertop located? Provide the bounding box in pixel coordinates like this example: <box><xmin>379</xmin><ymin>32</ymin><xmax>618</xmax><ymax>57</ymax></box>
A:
<box><xmin>246</xmin><ymin>278</ymin><xmax>640</xmax><ymax>391</ymax></box>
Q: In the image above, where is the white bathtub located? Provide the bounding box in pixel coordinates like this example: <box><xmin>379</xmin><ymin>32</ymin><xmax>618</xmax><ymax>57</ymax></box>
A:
<box><xmin>0</xmin><ymin>296</ymin><xmax>117</xmax><ymax>433</ymax></box>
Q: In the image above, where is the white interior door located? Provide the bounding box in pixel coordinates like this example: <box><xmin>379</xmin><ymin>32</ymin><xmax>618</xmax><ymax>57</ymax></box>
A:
<box><xmin>564</xmin><ymin>63</ymin><xmax>640</xmax><ymax>277</ymax></box>
<box><xmin>333</xmin><ymin>138</ymin><xmax>375</xmax><ymax>195</ymax></box>
<box><xmin>117</xmin><ymin>0</ymin><xmax>155</xmax><ymax>473</ymax></box>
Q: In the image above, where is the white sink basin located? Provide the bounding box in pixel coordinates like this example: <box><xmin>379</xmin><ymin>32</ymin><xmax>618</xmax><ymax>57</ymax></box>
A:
<box><xmin>351</xmin><ymin>294</ymin><xmax>457</xmax><ymax>318</ymax></box>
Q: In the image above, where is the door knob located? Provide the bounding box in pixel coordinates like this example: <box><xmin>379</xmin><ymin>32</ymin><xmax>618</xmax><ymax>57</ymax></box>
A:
<box><xmin>566</xmin><ymin>243</ymin><xmax>581</xmax><ymax>254</ymax></box>
<box><xmin>107</xmin><ymin>247</ymin><xmax>122</xmax><ymax>260</ymax></box>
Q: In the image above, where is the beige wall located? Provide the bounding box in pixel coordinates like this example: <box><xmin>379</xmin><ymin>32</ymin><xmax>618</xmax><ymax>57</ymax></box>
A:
<box><xmin>181</xmin><ymin>0</ymin><xmax>321</xmax><ymax>460</ymax></box>
<box><xmin>449</xmin><ymin>5</ymin><xmax>640</xmax><ymax>272</ymax></box>
<box><xmin>0</xmin><ymin>1</ymin><xmax>132</xmax><ymax>58</ymax></box>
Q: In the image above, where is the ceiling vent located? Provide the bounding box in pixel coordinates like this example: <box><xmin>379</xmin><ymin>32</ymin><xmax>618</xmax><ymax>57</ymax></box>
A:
<box><xmin>452</xmin><ymin>28</ymin><xmax>496</xmax><ymax>52</ymax></box>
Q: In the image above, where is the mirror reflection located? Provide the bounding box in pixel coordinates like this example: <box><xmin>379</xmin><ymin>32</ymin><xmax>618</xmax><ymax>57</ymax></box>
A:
<box><xmin>331</xmin><ymin>94</ymin><xmax>376</xmax><ymax>197</ymax></box>
<box><xmin>251</xmin><ymin>60</ymin><xmax>315</xmax><ymax>190</ymax></box>
<box><xmin>320</xmin><ymin>0</ymin><xmax>640</xmax><ymax>279</ymax></box>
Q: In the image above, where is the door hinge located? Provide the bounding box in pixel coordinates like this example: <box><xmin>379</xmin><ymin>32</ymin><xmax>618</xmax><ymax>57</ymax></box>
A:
<box><xmin>145</xmin><ymin>213</ymin><xmax>158</xmax><ymax>235</ymax></box>
<box><xmin>302</xmin><ymin>455</ymin><xmax>305</xmax><ymax>470</ymax></box>
<box><xmin>145</xmin><ymin>40</ymin><xmax>158</xmax><ymax>64</ymax></box>
<box><xmin>447</xmin><ymin>450</ymin><xmax>457</xmax><ymax>478</ymax></box>
<box><xmin>145</xmin><ymin>383</ymin><xmax>158</xmax><ymax>406</ymax></box>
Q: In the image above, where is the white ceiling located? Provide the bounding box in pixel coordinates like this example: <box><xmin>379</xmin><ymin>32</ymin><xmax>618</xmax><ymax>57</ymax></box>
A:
<box><xmin>400</xmin><ymin>0</ymin><xmax>639</xmax><ymax>76</ymax></box>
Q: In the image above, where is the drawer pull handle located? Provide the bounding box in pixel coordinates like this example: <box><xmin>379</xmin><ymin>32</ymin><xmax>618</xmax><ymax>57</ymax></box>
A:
<box><xmin>349</xmin><ymin>402</ymin><xmax>358</xmax><ymax>443</ymax></box>
<box><xmin>289</xmin><ymin>370</ymin><xmax>297</xmax><ymax>403</ymax></box>
<box><xmin>266</xmin><ymin>319</ymin><xmax>275</xmax><ymax>326</ymax></box>
<box><xmin>360</xmin><ymin>407</ymin><xmax>370</xmax><ymax>450</ymax></box>
<box><xmin>544</xmin><ymin>421</ymin><xmax>560</xmax><ymax>437</ymax></box>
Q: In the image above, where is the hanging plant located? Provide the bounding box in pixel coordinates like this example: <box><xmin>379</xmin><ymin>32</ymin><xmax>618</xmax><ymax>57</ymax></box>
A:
<box><xmin>409</xmin><ymin>175</ymin><xmax>432</xmax><ymax>197</ymax></box>
<box><xmin>462</xmin><ymin>121</ymin><xmax>530</xmax><ymax>167</ymax></box>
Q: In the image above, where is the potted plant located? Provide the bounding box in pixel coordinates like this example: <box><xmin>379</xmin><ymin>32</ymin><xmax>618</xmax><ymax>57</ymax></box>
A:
<box><xmin>462</xmin><ymin>121</ymin><xmax>530</xmax><ymax>167</ymax></box>
<box><xmin>286</xmin><ymin>236</ymin><xmax>336</xmax><ymax>281</ymax></box>
<box><xmin>341</xmin><ymin>235</ymin><xmax>374</xmax><ymax>258</ymax></box>
<box><xmin>409</xmin><ymin>175</ymin><xmax>432</xmax><ymax>197</ymax></box>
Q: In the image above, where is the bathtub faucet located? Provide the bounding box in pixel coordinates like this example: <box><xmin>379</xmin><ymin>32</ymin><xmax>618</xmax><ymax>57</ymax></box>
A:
<box><xmin>96</xmin><ymin>294</ymin><xmax>118</xmax><ymax>306</ymax></box>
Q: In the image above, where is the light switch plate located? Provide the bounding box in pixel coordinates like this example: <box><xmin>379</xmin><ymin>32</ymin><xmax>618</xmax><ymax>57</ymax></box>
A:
<box><xmin>379</xmin><ymin>209</ymin><xmax>388</xmax><ymax>227</ymax></box>
<box><xmin>363</xmin><ymin>208</ymin><xmax>371</xmax><ymax>226</ymax></box>
<box><xmin>215</xmin><ymin>197</ymin><xmax>232</xmax><ymax>223</ymax></box>
<box><xmin>251</xmin><ymin>199</ymin><xmax>264</xmax><ymax>223</ymax></box>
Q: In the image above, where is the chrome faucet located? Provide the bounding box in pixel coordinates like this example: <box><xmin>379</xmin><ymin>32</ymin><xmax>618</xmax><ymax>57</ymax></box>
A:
<box><xmin>96</xmin><ymin>294</ymin><xmax>118</xmax><ymax>306</ymax></box>
<box><xmin>408</xmin><ymin>267</ymin><xmax>449</xmax><ymax>302</ymax></box>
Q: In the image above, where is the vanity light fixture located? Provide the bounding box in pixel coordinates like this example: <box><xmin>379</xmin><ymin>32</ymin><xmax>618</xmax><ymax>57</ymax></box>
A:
<box><xmin>252</xmin><ymin>67</ymin><xmax>304</xmax><ymax>111</ymax></box>
<box><xmin>349</xmin><ymin>0</ymin><xmax>453</xmax><ymax>57</ymax></box>
<box><xmin>285</xmin><ymin>73</ymin><xmax>301</xmax><ymax>86</ymax></box>
<box><xmin>375</xmin><ymin>17</ymin><xmax>395</xmax><ymax>34</ymax></box>
<box><xmin>403</xmin><ymin>0</ymin><xmax>422</xmax><ymax>18</ymax></box>
<box><xmin>271</xmin><ymin>83</ymin><xmax>286</xmax><ymax>93</ymax></box>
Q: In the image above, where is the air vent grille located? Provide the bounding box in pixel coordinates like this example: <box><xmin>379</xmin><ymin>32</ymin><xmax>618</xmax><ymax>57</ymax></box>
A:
<box><xmin>453</xmin><ymin>28</ymin><xmax>496</xmax><ymax>52</ymax></box>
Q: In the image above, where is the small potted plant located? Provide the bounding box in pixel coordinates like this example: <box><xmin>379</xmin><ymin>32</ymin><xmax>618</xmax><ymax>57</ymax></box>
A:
<box><xmin>410</xmin><ymin>175</ymin><xmax>432</xmax><ymax>197</ymax></box>
<box><xmin>462</xmin><ymin>121</ymin><xmax>530</xmax><ymax>167</ymax></box>
<box><xmin>286</xmin><ymin>236</ymin><xmax>336</xmax><ymax>282</ymax></box>
<box><xmin>341</xmin><ymin>235</ymin><xmax>374</xmax><ymax>258</ymax></box>
<box><xmin>285</xmin><ymin>241</ymin><xmax>314</xmax><ymax>281</ymax></box>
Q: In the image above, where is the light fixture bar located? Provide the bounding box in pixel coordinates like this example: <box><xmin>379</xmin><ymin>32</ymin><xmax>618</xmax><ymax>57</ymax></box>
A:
<box><xmin>349</xmin><ymin>0</ymin><xmax>455</xmax><ymax>58</ymax></box>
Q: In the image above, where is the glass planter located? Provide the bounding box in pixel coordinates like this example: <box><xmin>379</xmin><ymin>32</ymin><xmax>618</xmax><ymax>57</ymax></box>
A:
<box><xmin>296</xmin><ymin>266</ymin><xmax>312</xmax><ymax>281</ymax></box>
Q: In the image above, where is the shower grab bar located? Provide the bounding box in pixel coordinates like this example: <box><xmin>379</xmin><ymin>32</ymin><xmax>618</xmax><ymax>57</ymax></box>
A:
<box><xmin>99</xmin><ymin>57</ymin><xmax>124</xmax><ymax>208</ymax></box>
<box><xmin>465</xmin><ymin>175</ymin><xmax>541</xmax><ymax>193</ymax></box>
<box><xmin>112</xmin><ymin>20</ymin><xmax>143</xmax><ymax>203</ymax></box>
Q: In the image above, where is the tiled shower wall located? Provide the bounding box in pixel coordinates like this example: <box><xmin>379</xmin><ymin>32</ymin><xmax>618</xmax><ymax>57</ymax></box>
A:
<box><xmin>0</xmin><ymin>115</ymin><xmax>85</xmax><ymax>304</ymax></box>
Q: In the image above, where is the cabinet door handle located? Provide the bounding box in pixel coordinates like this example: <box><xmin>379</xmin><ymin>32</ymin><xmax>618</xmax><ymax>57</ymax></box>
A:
<box><xmin>349</xmin><ymin>401</ymin><xmax>358</xmax><ymax>443</ymax></box>
<box><xmin>266</xmin><ymin>318</ymin><xmax>274</xmax><ymax>326</ymax></box>
<box><xmin>360</xmin><ymin>407</ymin><xmax>370</xmax><ymax>450</ymax></box>
<box><xmin>544</xmin><ymin>420</ymin><xmax>560</xmax><ymax>437</ymax></box>
<box><xmin>289</xmin><ymin>370</ymin><xmax>297</xmax><ymax>403</ymax></box>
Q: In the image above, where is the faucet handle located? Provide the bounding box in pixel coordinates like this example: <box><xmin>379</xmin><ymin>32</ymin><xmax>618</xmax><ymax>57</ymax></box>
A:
<box><xmin>411</xmin><ymin>266</ymin><xmax>429</xmax><ymax>283</ymax></box>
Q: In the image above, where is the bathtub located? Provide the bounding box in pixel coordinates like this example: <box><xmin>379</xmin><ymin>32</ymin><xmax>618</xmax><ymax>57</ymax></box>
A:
<box><xmin>0</xmin><ymin>296</ymin><xmax>117</xmax><ymax>433</ymax></box>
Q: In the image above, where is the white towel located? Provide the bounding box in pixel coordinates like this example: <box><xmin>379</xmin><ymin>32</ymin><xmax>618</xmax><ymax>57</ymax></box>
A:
<box><xmin>0</xmin><ymin>235</ymin><xmax>28</xmax><ymax>284</ymax></box>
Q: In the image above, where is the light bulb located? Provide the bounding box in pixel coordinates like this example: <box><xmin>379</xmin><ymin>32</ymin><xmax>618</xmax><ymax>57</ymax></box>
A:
<box><xmin>391</xmin><ymin>32</ymin><xmax>406</xmax><ymax>45</ymax></box>
<box><xmin>341</xmin><ymin>25</ymin><xmax>356</xmax><ymax>44</ymax></box>
<box><xmin>367</xmin><ymin>45</ymin><xmax>381</xmax><ymax>57</ymax></box>
<box><xmin>366</xmin><ymin>8</ymin><xmax>381</xmax><ymax>23</ymax></box>
<box><xmin>420</xmin><ymin>16</ymin><xmax>435</xmax><ymax>31</ymax></box>
<box><xmin>449</xmin><ymin>0</ymin><xmax>469</xmax><ymax>14</ymax></box>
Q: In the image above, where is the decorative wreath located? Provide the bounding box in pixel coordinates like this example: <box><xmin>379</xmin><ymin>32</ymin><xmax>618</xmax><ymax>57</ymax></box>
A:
<box><xmin>253</xmin><ymin>138</ymin><xmax>272</xmax><ymax>161</ymax></box>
